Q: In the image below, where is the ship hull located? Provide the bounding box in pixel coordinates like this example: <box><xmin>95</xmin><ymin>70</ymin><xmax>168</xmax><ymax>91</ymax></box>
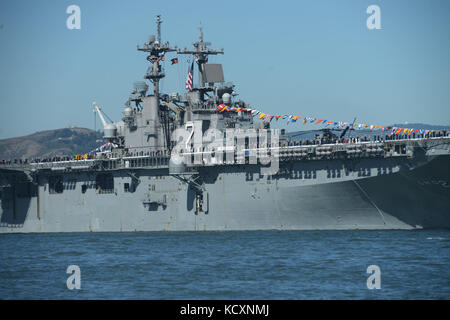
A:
<box><xmin>1</xmin><ymin>155</ymin><xmax>449</xmax><ymax>233</ymax></box>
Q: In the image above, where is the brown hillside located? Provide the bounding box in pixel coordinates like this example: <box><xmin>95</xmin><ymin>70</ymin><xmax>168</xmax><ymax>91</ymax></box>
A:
<box><xmin>0</xmin><ymin>128</ymin><xmax>102</xmax><ymax>160</ymax></box>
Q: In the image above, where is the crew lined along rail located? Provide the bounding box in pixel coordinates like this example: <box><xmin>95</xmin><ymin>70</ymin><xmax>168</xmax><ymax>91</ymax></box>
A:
<box><xmin>0</xmin><ymin>135</ymin><xmax>450</xmax><ymax>171</ymax></box>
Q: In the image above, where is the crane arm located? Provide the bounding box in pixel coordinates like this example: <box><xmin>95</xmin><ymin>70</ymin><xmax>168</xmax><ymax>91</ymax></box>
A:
<box><xmin>92</xmin><ymin>102</ymin><xmax>109</xmax><ymax>128</ymax></box>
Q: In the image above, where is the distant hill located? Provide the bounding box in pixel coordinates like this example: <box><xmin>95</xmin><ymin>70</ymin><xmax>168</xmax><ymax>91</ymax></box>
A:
<box><xmin>0</xmin><ymin>128</ymin><xmax>103</xmax><ymax>160</ymax></box>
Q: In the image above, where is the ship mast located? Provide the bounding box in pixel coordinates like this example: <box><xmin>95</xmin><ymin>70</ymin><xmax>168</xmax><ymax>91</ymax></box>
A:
<box><xmin>177</xmin><ymin>25</ymin><xmax>224</xmax><ymax>89</ymax></box>
<box><xmin>137</xmin><ymin>15</ymin><xmax>177</xmax><ymax>98</ymax></box>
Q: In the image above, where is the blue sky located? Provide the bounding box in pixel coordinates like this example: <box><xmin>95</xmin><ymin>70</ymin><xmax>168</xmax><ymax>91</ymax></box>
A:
<box><xmin>0</xmin><ymin>0</ymin><xmax>449</xmax><ymax>139</ymax></box>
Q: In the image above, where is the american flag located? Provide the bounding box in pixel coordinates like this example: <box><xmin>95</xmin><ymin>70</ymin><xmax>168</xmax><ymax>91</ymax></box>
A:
<box><xmin>156</xmin><ymin>54</ymin><xmax>165</xmax><ymax>63</ymax></box>
<box><xmin>185</xmin><ymin>61</ymin><xmax>194</xmax><ymax>91</ymax></box>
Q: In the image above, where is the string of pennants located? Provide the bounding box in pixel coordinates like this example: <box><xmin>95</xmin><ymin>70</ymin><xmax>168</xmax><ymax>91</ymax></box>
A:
<box><xmin>90</xmin><ymin>142</ymin><xmax>111</xmax><ymax>154</ymax></box>
<box><xmin>216</xmin><ymin>105</ymin><xmax>436</xmax><ymax>136</ymax></box>
<box><xmin>77</xmin><ymin>142</ymin><xmax>112</xmax><ymax>160</ymax></box>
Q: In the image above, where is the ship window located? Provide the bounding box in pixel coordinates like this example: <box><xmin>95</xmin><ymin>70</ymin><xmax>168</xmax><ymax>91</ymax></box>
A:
<box><xmin>49</xmin><ymin>176</ymin><xmax>64</xmax><ymax>194</ymax></box>
<box><xmin>95</xmin><ymin>173</ymin><xmax>114</xmax><ymax>194</ymax></box>
<box><xmin>81</xmin><ymin>184</ymin><xmax>87</xmax><ymax>194</ymax></box>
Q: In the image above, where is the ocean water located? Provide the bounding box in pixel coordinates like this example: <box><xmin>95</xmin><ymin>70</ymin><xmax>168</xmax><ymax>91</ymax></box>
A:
<box><xmin>0</xmin><ymin>230</ymin><xmax>449</xmax><ymax>300</ymax></box>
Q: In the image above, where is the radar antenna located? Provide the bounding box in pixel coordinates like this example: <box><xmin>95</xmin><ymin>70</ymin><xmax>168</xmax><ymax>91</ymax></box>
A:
<box><xmin>177</xmin><ymin>25</ymin><xmax>224</xmax><ymax>88</ymax></box>
<box><xmin>137</xmin><ymin>15</ymin><xmax>177</xmax><ymax>99</ymax></box>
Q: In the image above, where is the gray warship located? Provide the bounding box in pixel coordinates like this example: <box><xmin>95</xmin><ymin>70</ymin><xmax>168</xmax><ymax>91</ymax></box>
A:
<box><xmin>1</xmin><ymin>16</ymin><xmax>450</xmax><ymax>233</ymax></box>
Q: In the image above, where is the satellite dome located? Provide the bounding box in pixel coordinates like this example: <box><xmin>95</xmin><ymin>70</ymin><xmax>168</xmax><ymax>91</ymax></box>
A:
<box><xmin>123</xmin><ymin>106</ymin><xmax>132</xmax><ymax>118</ymax></box>
<box><xmin>222</xmin><ymin>93</ymin><xmax>231</xmax><ymax>105</ymax></box>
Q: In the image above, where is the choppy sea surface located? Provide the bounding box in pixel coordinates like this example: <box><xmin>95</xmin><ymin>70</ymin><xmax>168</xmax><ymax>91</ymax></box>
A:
<box><xmin>0</xmin><ymin>230</ymin><xmax>449</xmax><ymax>299</ymax></box>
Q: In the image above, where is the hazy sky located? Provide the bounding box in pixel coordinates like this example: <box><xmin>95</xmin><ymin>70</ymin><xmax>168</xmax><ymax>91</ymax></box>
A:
<box><xmin>0</xmin><ymin>0</ymin><xmax>449</xmax><ymax>139</ymax></box>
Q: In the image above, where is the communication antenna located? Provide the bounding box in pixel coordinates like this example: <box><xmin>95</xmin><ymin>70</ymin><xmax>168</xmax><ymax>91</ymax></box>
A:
<box><xmin>177</xmin><ymin>24</ymin><xmax>224</xmax><ymax>88</ymax></box>
<box><xmin>137</xmin><ymin>15</ymin><xmax>177</xmax><ymax>98</ymax></box>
